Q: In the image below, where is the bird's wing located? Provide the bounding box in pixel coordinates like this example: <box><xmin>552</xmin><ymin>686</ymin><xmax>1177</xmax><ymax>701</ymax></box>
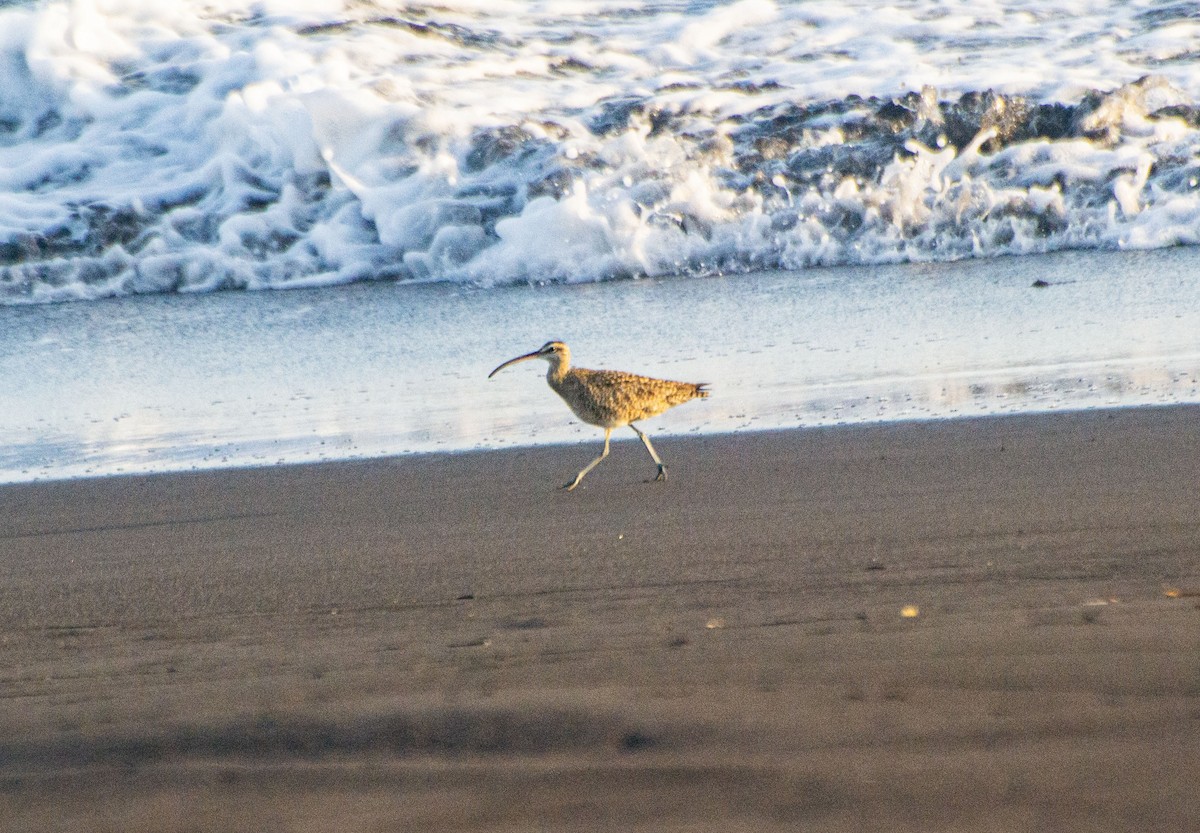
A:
<box><xmin>581</xmin><ymin>368</ymin><xmax>697</xmax><ymax>420</ymax></box>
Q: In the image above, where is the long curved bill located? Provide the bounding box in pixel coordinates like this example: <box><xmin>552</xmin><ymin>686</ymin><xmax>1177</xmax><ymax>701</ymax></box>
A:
<box><xmin>488</xmin><ymin>351</ymin><xmax>540</xmax><ymax>378</ymax></box>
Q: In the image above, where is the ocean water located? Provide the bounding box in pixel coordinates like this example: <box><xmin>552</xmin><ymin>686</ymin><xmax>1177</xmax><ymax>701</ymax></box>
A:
<box><xmin>1</xmin><ymin>0</ymin><xmax>1199</xmax><ymax>481</ymax></box>
<box><xmin>3</xmin><ymin>245</ymin><xmax>1198</xmax><ymax>482</ymax></box>
<box><xmin>4</xmin><ymin>0</ymin><xmax>1200</xmax><ymax>298</ymax></box>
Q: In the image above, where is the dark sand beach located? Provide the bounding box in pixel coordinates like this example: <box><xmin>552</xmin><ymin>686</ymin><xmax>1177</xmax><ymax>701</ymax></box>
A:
<box><xmin>2</xmin><ymin>406</ymin><xmax>1198</xmax><ymax>832</ymax></box>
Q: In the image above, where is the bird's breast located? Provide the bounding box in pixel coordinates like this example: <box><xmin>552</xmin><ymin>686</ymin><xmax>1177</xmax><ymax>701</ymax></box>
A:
<box><xmin>549</xmin><ymin>372</ymin><xmax>623</xmax><ymax>427</ymax></box>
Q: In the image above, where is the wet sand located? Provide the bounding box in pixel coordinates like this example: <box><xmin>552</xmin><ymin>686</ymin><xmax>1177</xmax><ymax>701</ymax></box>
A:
<box><xmin>2</xmin><ymin>406</ymin><xmax>1198</xmax><ymax>832</ymax></box>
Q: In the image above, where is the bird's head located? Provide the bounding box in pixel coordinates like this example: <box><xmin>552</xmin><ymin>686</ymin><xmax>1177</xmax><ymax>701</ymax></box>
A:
<box><xmin>488</xmin><ymin>341</ymin><xmax>571</xmax><ymax>378</ymax></box>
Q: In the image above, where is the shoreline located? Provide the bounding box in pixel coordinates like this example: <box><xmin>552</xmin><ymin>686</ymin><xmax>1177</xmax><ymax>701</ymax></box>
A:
<box><xmin>2</xmin><ymin>405</ymin><xmax>1199</xmax><ymax>830</ymax></box>
<box><xmin>2</xmin><ymin>398</ymin><xmax>1195</xmax><ymax>490</ymax></box>
<box><xmin>5</xmin><ymin>245</ymin><xmax>1200</xmax><ymax>485</ymax></box>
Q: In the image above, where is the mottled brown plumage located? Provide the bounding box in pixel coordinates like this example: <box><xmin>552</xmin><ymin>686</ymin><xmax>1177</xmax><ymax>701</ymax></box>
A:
<box><xmin>488</xmin><ymin>341</ymin><xmax>709</xmax><ymax>490</ymax></box>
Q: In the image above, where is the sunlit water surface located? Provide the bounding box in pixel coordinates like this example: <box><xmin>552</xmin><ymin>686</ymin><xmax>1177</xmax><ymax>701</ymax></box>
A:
<box><xmin>2</xmin><ymin>246</ymin><xmax>1197</xmax><ymax>482</ymax></box>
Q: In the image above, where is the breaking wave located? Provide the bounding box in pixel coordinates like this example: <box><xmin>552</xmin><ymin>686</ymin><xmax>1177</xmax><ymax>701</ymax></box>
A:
<box><xmin>3</xmin><ymin>0</ymin><xmax>1200</xmax><ymax>303</ymax></box>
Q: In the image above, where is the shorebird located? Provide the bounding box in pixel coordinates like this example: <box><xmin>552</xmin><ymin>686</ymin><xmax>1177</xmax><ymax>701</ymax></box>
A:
<box><xmin>488</xmin><ymin>341</ymin><xmax>709</xmax><ymax>490</ymax></box>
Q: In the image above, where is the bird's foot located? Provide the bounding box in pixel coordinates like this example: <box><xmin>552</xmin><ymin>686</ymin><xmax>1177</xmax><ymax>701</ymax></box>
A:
<box><xmin>654</xmin><ymin>465</ymin><xmax>667</xmax><ymax>483</ymax></box>
<box><xmin>563</xmin><ymin>478</ymin><xmax>581</xmax><ymax>491</ymax></box>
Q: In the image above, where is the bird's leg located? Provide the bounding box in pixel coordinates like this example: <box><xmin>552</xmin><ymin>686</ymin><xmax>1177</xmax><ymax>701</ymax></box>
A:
<box><xmin>564</xmin><ymin>428</ymin><xmax>611</xmax><ymax>491</ymax></box>
<box><xmin>631</xmin><ymin>424</ymin><xmax>667</xmax><ymax>482</ymax></box>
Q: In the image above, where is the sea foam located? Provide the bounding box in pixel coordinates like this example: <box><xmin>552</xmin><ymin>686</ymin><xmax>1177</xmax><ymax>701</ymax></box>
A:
<box><xmin>3</xmin><ymin>0</ymin><xmax>1200</xmax><ymax>302</ymax></box>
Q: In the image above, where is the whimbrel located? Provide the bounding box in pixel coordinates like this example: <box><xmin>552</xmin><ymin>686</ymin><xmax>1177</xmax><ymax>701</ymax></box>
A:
<box><xmin>488</xmin><ymin>341</ymin><xmax>709</xmax><ymax>490</ymax></box>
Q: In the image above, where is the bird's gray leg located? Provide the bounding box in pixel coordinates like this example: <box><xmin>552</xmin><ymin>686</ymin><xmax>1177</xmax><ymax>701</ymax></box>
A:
<box><xmin>631</xmin><ymin>424</ymin><xmax>666</xmax><ymax>482</ymax></box>
<box><xmin>564</xmin><ymin>428</ymin><xmax>611</xmax><ymax>491</ymax></box>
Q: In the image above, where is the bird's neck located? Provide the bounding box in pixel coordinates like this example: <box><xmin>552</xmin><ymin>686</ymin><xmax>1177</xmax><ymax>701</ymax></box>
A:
<box><xmin>545</xmin><ymin>360</ymin><xmax>569</xmax><ymax>384</ymax></box>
